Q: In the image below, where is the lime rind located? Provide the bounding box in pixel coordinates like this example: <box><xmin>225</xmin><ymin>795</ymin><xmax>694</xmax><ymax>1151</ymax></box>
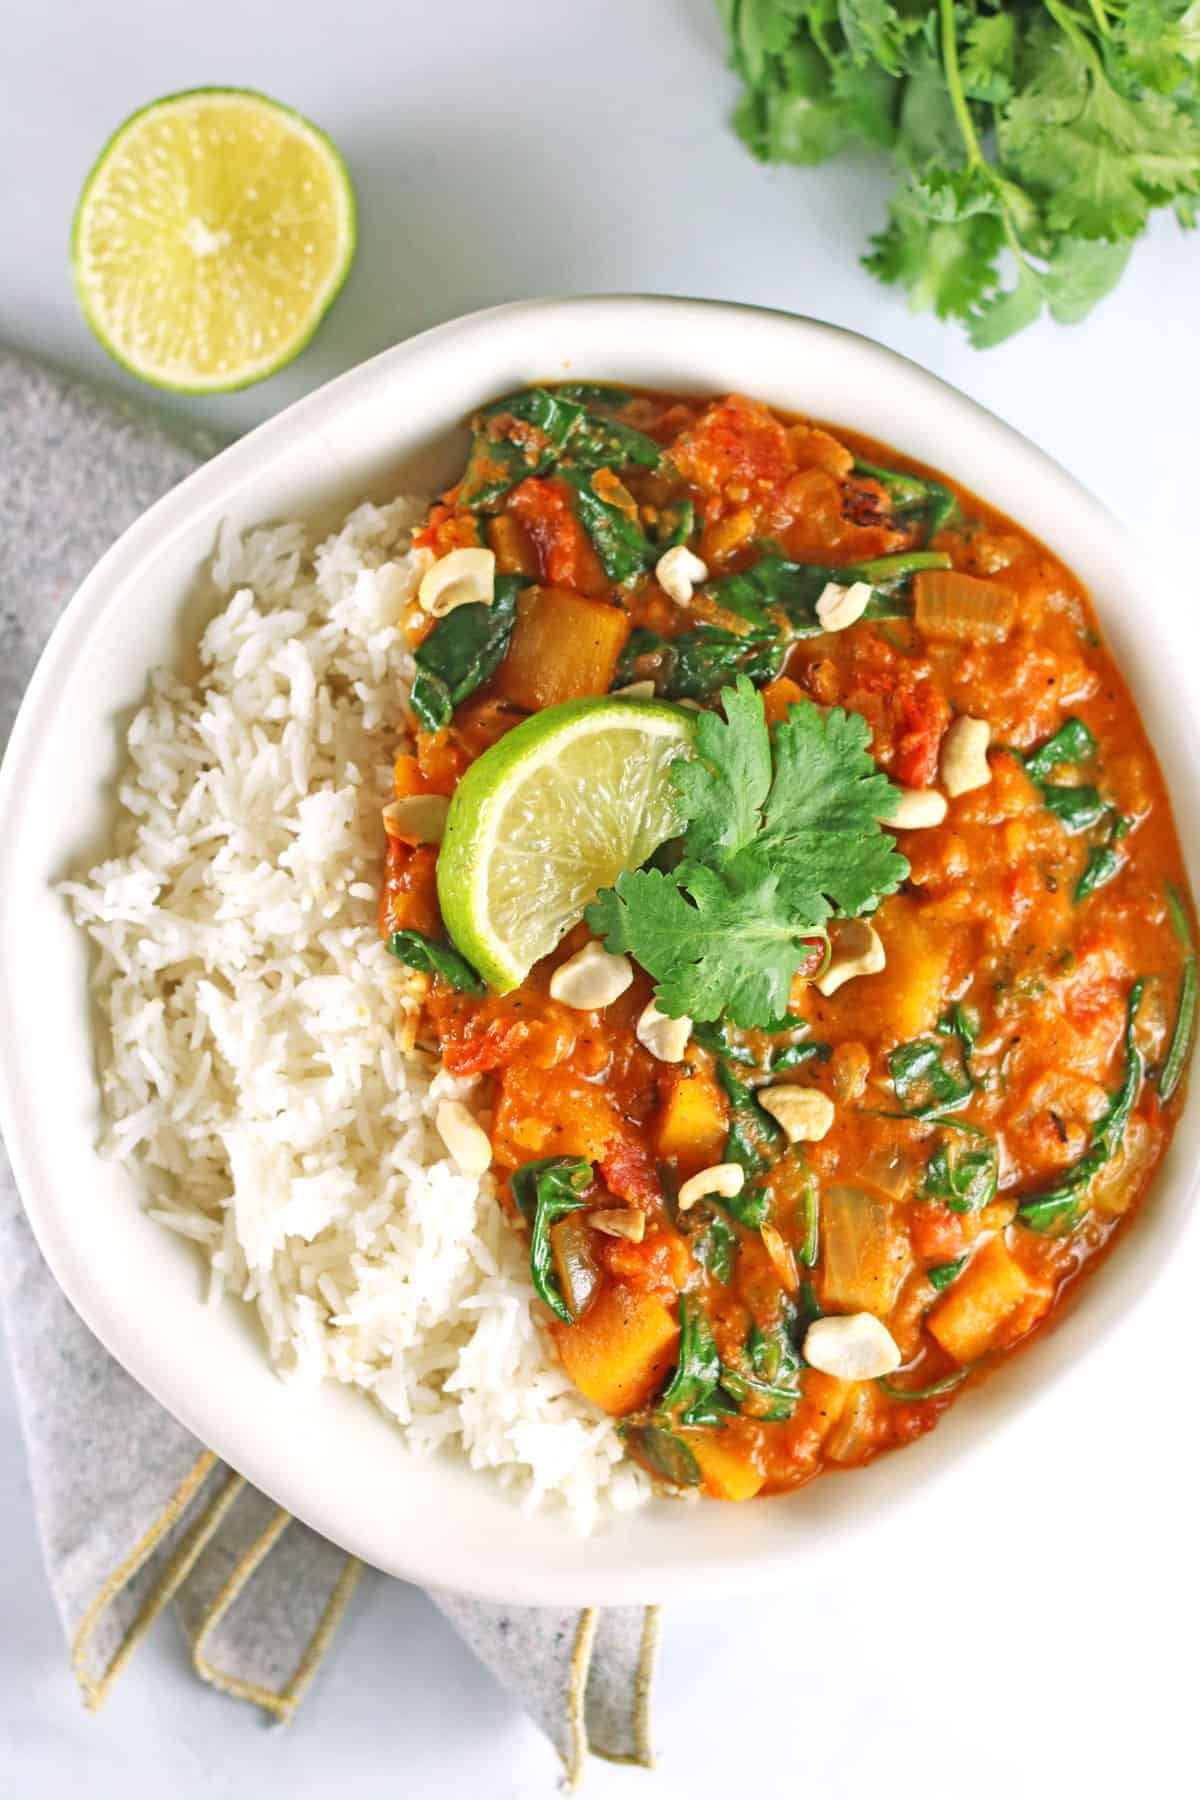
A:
<box><xmin>71</xmin><ymin>87</ymin><xmax>356</xmax><ymax>394</ymax></box>
<box><xmin>438</xmin><ymin>697</ymin><xmax>695</xmax><ymax>992</ymax></box>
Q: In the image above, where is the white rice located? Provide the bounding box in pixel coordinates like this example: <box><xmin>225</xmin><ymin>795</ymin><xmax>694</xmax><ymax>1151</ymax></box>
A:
<box><xmin>61</xmin><ymin>496</ymin><xmax>647</xmax><ymax>1532</ymax></box>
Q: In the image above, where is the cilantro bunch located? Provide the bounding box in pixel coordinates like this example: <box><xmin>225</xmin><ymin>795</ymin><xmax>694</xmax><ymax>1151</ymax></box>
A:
<box><xmin>586</xmin><ymin>678</ymin><xmax>908</xmax><ymax>1027</ymax></box>
<box><xmin>717</xmin><ymin>0</ymin><xmax>1200</xmax><ymax>344</ymax></box>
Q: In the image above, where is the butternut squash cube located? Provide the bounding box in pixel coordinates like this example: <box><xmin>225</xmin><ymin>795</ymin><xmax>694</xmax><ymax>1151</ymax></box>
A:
<box><xmin>850</xmin><ymin>898</ymin><xmax>952</xmax><ymax>1043</ymax></box>
<box><xmin>551</xmin><ymin>1281</ymin><xmax>679</xmax><ymax>1415</ymax></box>
<box><xmin>683</xmin><ymin>1431</ymin><xmax>766</xmax><ymax>1501</ymax></box>
<box><xmin>496</xmin><ymin>587</ymin><xmax>632</xmax><ymax>712</ymax></box>
<box><xmin>652</xmin><ymin>1063</ymin><xmax>728</xmax><ymax>1174</ymax></box>
<box><xmin>927</xmin><ymin>1235</ymin><xmax>1031</xmax><ymax>1364</ymax></box>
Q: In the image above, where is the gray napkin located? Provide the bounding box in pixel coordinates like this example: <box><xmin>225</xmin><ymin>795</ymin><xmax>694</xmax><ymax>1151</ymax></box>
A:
<box><xmin>0</xmin><ymin>347</ymin><xmax>658</xmax><ymax>1787</ymax></box>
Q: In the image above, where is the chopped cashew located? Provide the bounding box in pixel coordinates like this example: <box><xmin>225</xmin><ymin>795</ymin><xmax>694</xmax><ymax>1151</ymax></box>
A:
<box><xmin>548</xmin><ymin>941</ymin><xmax>634</xmax><ymax>1009</ymax></box>
<box><xmin>882</xmin><ymin>786</ymin><xmax>948</xmax><ymax>830</ymax></box>
<box><xmin>612</xmin><ymin>680</ymin><xmax>657</xmax><ymax>699</ymax></box>
<box><xmin>655</xmin><ymin>544</ymin><xmax>708</xmax><ymax>606</ymax></box>
<box><xmin>940</xmin><ymin>715</ymin><xmax>992</xmax><ymax>797</ymax></box>
<box><xmin>382</xmin><ymin>795</ymin><xmax>451</xmax><ymax>843</ymax></box>
<box><xmin>758</xmin><ymin>1084</ymin><xmax>835</xmax><ymax>1142</ymax></box>
<box><xmin>435</xmin><ymin>1099</ymin><xmax>492</xmax><ymax>1177</ymax></box>
<box><xmin>803</xmin><ymin>1312</ymin><xmax>902</xmax><ymax>1381</ymax></box>
<box><xmin>678</xmin><ymin>1162</ymin><xmax>745</xmax><ymax>1212</ymax></box>
<box><xmin>816</xmin><ymin>579</ymin><xmax>873</xmax><ymax>632</ymax></box>
<box><xmin>418</xmin><ymin>547</ymin><xmax>496</xmax><ymax>617</ymax></box>
<box><xmin>816</xmin><ymin>919</ymin><xmax>886</xmax><ymax>998</ymax></box>
<box><xmin>636</xmin><ymin>1001</ymin><xmax>692</xmax><ymax>1063</ymax></box>
<box><xmin>589</xmin><ymin>1207</ymin><xmax>646</xmax><ymax>1243</ymax></box>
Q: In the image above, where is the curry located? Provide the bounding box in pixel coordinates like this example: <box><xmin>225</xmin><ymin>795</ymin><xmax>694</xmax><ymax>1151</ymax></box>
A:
<box><xmin>378</xmin><ymin>384</ymin><xmax>1195</xmax><ymax>1502</ymax></box>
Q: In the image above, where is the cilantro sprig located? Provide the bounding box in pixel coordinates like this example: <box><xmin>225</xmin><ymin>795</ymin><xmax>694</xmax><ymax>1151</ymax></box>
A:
<box><xmin>586</xmin><ymin>678</ymin><xmax>908</xmax><ymax>1027</ymax></box>
<box><xmin>718</xmin><ymin>0</ymin><xmax>1200</xmax><ymax>345</ymax></box>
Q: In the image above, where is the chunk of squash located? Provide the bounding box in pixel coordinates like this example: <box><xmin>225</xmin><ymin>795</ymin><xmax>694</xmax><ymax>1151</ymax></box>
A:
<box><xmin>683</xmin><ymin>1430</ymin><xmax>766</xmax><ymax>1501</ymax></box>
<box><xmin>760</xmin><ymin>676</ymin><xmax>805</xmax><ymax>729</ymax></box>
<box><xmin>496</xmin><ymin>587</ymin><xmax>632</xmax><ymax>711</ymax></box>
<box><xmin>927</xmin><ymin>1235</ymin><xmax>1031</xmax><ymax>1364</ymax></box>
<box><xmin>652</xmin><ymin>1063</ymin><xmax>728</xmax><ymax>1173</ymax></box>
<box><xmin>551</xmin><ymin>1281</ymin><xmax>679</xmax><ymax>1415</ymax></box>
<box><xmin>849</xmin><ymin>897</ymin><xmax>952</xmax><ymax>1043</ymax></box>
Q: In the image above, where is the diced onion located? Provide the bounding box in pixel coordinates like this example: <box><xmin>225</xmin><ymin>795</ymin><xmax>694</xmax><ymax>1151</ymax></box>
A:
<box><xmin>913</xmin><ymin>570</ymin><xmax>1017</xmax><ymax>643</ymax></box>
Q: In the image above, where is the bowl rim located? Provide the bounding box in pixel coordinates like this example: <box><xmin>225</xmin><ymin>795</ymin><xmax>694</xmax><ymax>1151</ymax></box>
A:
<box><xmin>2</xmin><ymin>293</ymin><xmax>1197</xmax><ymax>1604</ymax></box>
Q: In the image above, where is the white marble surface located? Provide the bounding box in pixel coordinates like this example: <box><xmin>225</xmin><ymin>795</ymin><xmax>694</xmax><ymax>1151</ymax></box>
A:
<box><xmin>2</xmin><ymin>1</ymin><xmax>1198</xmax><ymax>1794</ymax></box>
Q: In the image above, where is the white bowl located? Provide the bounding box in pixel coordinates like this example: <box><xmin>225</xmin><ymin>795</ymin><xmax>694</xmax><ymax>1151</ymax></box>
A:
<box><xmin>2</xmin><ymin>297</ymin><xmax>1197</xmax><ymax>1605</ymax></box>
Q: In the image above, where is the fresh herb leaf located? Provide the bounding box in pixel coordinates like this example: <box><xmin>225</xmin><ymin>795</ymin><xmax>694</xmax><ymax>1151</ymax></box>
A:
<box><xmin>1019</xmin><ymin>978</ymin><xmax>1145</xmax><ymax>1233</ymax></box>
<box><xmin>771</xmin><ymin>1040</ymin><xmax>832</xmax><ymax>1072</ymax></box>
<box><xmin>387</xmin><ymin>930</ymin><xmax>486</xmax><ymax>993</ymax></box>
<box><xmin>510</xmin><ymin>1157</ymin><xmax>592</xmax><ymax>1322</ymax></box>
<box><xmin>1161</xmin><ymin>884</ymin><xmax>1197</xmax><ymax>1103</ymax></box>
<box><xmin>621</xmin><ymin>1421</ymin><xmax>702</xmax><ymax>1487</ymax></box>
<box><xmin>927</xmin><ymin>1256</ymin><xmax>967</xmax><ymax>1291</ymax></box>
<box><xmin>410</xmin><ymin>576</ymin><xmax>525</xmax><ymax>731</ymax></box>
<box><xmin>587</xmin><ymin>679</ymin><xmax>908</xmax><ymax>1027</ymax></box>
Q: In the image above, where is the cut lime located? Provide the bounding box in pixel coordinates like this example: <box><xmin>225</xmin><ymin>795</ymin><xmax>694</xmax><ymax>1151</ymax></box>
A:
<box><xmin>72</xmin><ymin>88</ymin><xmax>355</xmax><ymax>393</ymax></box>
<box><xmin>438</xmin><ymin>697</ymin><xmax>694</xmax><ymax>992</ymax></box>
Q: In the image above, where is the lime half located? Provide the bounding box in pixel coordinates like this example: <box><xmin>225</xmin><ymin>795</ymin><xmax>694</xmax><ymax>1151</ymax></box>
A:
<box><xmin>72</xmin><ymin>88</ymin><xmax>355</xmax><ymax>393</ymax></box>
<box><xmin>438</xmin><ymin>697</ymin><xmax>694</xmax><ymax>992</ymax></box>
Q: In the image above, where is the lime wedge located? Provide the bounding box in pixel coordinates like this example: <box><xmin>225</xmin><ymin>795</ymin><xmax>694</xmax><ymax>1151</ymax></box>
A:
<box><xmin>438</xmin><ymin>697</ymin><xmax>694</xmax><ymax>992</ymax></box>
<box><xmin>72</xmin><ymin>88</ymin><xmax>355</xmax><ymax>393</ymax></box>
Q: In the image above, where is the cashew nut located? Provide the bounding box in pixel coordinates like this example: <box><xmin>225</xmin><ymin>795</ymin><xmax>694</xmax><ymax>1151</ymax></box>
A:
<box><xmin>677</xmin><ymin>1162</ymin><xmax>745</xmax><ymax>1212</ymax></box>
<box><xmin>588</xmin><ymin>1207</ymin><xmax>646</xmax><ymax>1243</ymax></box>
<box><xmin>655</xmin><ymin>544</ymin><xmax>708</xmax><ymax>606</ymax></box>
<box><xmin>548</xmin><ymin>941</ymin><xmax>634</xmax><ymax>1010</ymax></box>
<box><xmin>758</xmin><ymin>1084</ymin><xmax>835</xmax><ymax>1142</ymax></box>
<box><xmin>816</xmin><ymin>579</ymin><xmax>873</xmax><ymax>632</ymax></box>
<box><xmin>382</xmin><ymin>795</ymin><xmax>451</xmax><ymax>843</ymax></box>
<box><xmin>816</xmin><ymin>919</ymin><xmax>886</xmax><ymax>998</ymax></box>
<box><xmin>417</xmin><ymin>547</ymin><xmax>496</xmax><ymax>617</ymax></box>
<box><xmin>882</xmin><ymin>786</ymin><xmax>948</xmax><ymax>830</ymax></box>
<box><xmin>435</xmin><ymin>1099</ymin><xmax>492</xmax><ymax>1177</ymax></box>
<box><xmin>636</xmin><ymin>1001</ymin><xmax>692</xmax><ymax>1063</ymax></box>
<box><xmin>940</xmin><ymin>715</ymin><xmax>992</xmax><ymax>798</ymax></box>
<box><xmin>612</xmin><ymin>680</ymin><xmax>657</xmax><ymax>699</ymax></box>
<box><xmin>803</xmin><ymin>1312</ymin><xmax>902</xmax><ymax>1380</ymax></box>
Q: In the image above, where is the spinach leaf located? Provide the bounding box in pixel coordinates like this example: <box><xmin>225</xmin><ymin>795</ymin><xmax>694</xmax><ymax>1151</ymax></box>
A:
<box><xmin>889</xmin><ymin>1006</ymin><xmax>977</xmax><ymax>1120</ymax></box>
<box><xmin>409</xmin><ymin>576</ymin><xmax>525</xmax><ymax>731</ymax></box>
<box><xmin>878</xmin><ymin>1369</ymin><xmax>971</xmax><ymax>1401</ymax></box>
<box><xmin>651</xmin><ymin>498</ymin><xmax>695</xmax><ymax>549</ymax></box>
<box><xmin>1161</xmin><ymin>885</ymin><xmax>1197</xmax><ymax>1104</ymax></box>
<box><xmin>748</xmin><ymin>1316</ymin><xmax>801</xmax><ymax>1385</ymax></box>
<box><xmin>796</xmin><ymin>1164</ymin><xmax>820</xmax><ymax>1267</ymax></box>
<box><xmin>571</xmin><ymin>414</ymin><xmax>663</xmax><ymax>472</ymax></box>
<box><xmin>611</xmin><ymin>625</ymin><xmax>664</xmax><ymax>690</ymax></box>
<box><xmin>1019</xmin><ymin>979</ymin><xmax>1144</xmax><ymax>1234</ymax></box>
<box><xmin>663</xmin><ymin>627</ymin><xmax>787</xmax><ymax>700</ymax></box>
<box><xmin>621</xmin><ymin>1422</ymin><xmax>702</xmax><ymax>1488</ymax></box>
<box><xmin>691</xmin><ymin>1019</ymin><xmax>758</xmax><ymax>1065</ymax></box>
<box><xmin>510</xmin><ymin>1157</ymin><xmax>592</xmax><ymax>1322</ymax></box>
<box><xmin>927</xmin><ymin>1256</ymin><xmax>967</xmax><ymax>1291</ymax></box>
<box><xmin>1075</xmin><ymin>843</ymin><xmax>1122</xmax><ymax>903</ymax></box>
<box><xmin>924</xmin><ymin>1139</ymin><xmax>998</xmax><ymax>1213</ymax></box>
<box><xmin>715</xmin><ymin>1059</ymin><xmax>783</xmax><ymax>1182</ymax></box>
<box><xmin>557</xmin><ymin>467</ymin><xmax>656</xmax><ymax>585</ymax></box>
<box><xmin>719</xmin><ymin>1367</ymin><xmax>799</xmax><ymax>1421</ymax></box>
<box><xmin>691</xmin><ymin>1208</ymin><xmax>739</xmax><ymax>1284</ymax></box>
<box><xmin>1023</xmin><ymin>717</ymin><xmax>1098</xmax><ymax>783</ymax></box>
<box><xmin>1039</xmin><ymin>785</ymin><xmax>1109</xmax><ymax>834</ymax></box>
<box><xmin>705</xmin><ymin>553</ymin><xmax>939</xmax><ymax>639</ymax></box>
<box><xmin>387</xmin><ymin>930</ymin><xmax>486</xmax><ymax>994</ymax></box>
<box><xmin>840</xmin><ymin>550</ymin><xmax>954</xmax><ymax>588</ymax></box>
<box><xmin>660</xmin><ymin>1295</ymin><xmax>722</xmax><ymax>1417</ymax></box>
<box><xmin>853</xmin><ymin>458</ymin><xmax>960</xmax><ymax>543</ymax></box>
<box><xmin>770</xmin><ymin>1040</ymin><xmax>832</xmax><ymax>1073</ymax></box>
<box><xmin>458</xmin><ymin>387</ymin><xmax>586</xmax><ymax>509</ymax></box>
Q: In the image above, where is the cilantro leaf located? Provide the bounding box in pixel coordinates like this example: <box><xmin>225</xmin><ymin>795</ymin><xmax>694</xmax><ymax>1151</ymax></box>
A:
<box><xmin>586</xmin><ymin>678</ymin><xmax>908</xmax><ymax>1027</ymax></box>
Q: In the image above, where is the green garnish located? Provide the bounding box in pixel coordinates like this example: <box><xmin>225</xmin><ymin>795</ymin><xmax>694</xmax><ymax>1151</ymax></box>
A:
<box><xmin>510</xmin><ymin>1157</ymin><xmax>592</xmax><ymax>1323</ymax></box>
<box><xmin>458</xmin><ymin>388</ymin><xmax>585</xmax><ymax>509</ymax></box>
<box><xmin>717</xmin><ymin>0</ymin><xmax>1200</xmax><ymax>345</ymax></box>
<box><xmin>386</xmin><ymin>930</ymin><xmax>486</xmax><ymax>993</ymax></box>
<box><xmin>1039</xmin><ymin>785</ymin><xmax>1109</xmax><ymax>834</ymax></box>
<box><xmin>409</xmin><ymin>575</ymin><xmax>526</xmax><ymax>732</ymax></box>
<box><xmin>927</xmin><ymin>1256</ymin><xmax>967</xmax><ymax>1292</ymax></box>
<box><xmin>1161</xmin><ymin>884</ymin><xmax>1197</xmax><ymax>1104</ymax></box>
<box><xmin>1018</xmin><ymin>978</ymin><xmax>1145</xmax><ymax>1234</ymax></box>
<box><xmin>586</xmin><ymin>677</ymin><xmax>908</xmax><ymax>1027</ymax></box>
